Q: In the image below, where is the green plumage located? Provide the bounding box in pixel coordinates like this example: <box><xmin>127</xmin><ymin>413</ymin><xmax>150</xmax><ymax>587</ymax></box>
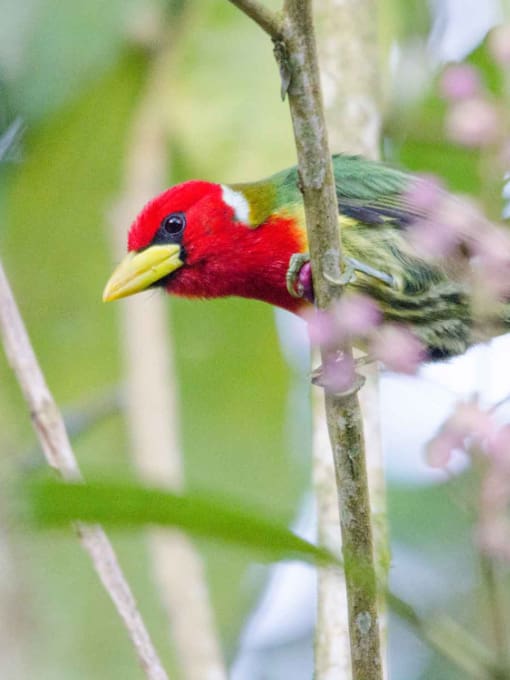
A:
<box><xmin>233</xmin><ymin>155</ymin><xmax>497</xmax><ymax>359</ymax></box>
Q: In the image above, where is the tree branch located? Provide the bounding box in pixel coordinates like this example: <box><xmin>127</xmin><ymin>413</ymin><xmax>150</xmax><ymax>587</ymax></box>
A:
<box><xmin>314</xmin><ymin>0</ymin><xmax>388</xmax><ymax>676</ymax></box>
<box><xmin>228</xmin><ymin>0</ymin><xmax>283</xmax><ymax>40</ymax></box>
<box><xmin>0</xmin><ymin>260</ymin><xmax>169</xmax><ymax>680</ymax></box>
<box><xmin>231</xmin><ymin>1</ymin><xmax>383</xmax><ymax>677</ymax></box>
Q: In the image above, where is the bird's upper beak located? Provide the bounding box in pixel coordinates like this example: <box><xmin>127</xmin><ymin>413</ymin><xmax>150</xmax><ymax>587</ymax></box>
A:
<box><xmin>102</xmin><ymin>244</ymin><xmax>183</xmax><ymax>302</ymax></box>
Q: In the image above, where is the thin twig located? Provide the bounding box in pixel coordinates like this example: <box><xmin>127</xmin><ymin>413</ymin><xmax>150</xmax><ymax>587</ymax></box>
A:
<box><xmin>227</xmin><ymin>0</ymin><xmax>283</xmax><ymax>40</ymax></box>
<box><xmin>0</xmin><ymin>260</ymin><xmax>169</xmax><ymax>680</ymax></box>
<box><xmin>388</xmin><ymin>591</ymin><xmax>500</xmax><ymax>680</ymax></box>
<box><xmin>479</xmin><ymin>554</ymin><xmax>510</xmax><ymax>675</ymax></box>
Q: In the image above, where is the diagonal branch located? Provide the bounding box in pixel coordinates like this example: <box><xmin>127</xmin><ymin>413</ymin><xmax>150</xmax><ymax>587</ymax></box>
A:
<box><xmin>0</xmin><ymin>260</ymin><xmax>168</xmax><ymax>680</ymax></box>
<box><xmin>228</xmin><ymin>0</ymin><xmax>283</xmax><ymax>40</ymax></box>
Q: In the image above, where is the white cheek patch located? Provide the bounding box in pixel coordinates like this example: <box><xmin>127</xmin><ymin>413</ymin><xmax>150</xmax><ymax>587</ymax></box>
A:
<box><xmin>221</xmin><ymin>184</ymin><xmax>250</xmax><ymax>224</ymax></box>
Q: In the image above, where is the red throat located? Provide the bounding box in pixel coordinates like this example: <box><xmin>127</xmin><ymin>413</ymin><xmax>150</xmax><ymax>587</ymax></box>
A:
<box><xmin>170</xmin><ymin>212</ymin><xmax>307</xmax><ymax>313</ymax></box>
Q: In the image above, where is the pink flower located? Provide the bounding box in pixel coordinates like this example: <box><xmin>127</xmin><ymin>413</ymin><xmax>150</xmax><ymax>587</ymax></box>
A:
<box><xmin>486</xmin><ymin>425</ymin><xmax>510</xmax><ymax>467</ymax></box>
<box><xmin>477</xmin><ymin>518</ymin><xmax>510</xmax><ymax>560</ymax></box>
<box><xmin>426</xmin><ymin>429</ymin><xmax>464</xmax><ymax>468</ymax></box>
<box><xmin>370</xmin><ymin>324</ymin><xmax>425</xmax><ymax>374</ymax></box>
<box><xmin>408</xmin><ymin>217</ymin><xmax>461</xmax><ymax>258</ymax></box>
<box><xmin>440</xmin><ymin>63</ymin><xmax>481</xmax><ymax>101</ymax></box>
<box><xmin>305</xmin><ymin>309</ymin><xmax>338</xmax><ymax>348</ymax></box>
<box><xmin>405</xmin><ymin>175</ymin><xmax>444</xmax><ymax>213</ymax></box>
<box><xmin>448</xmin><ymin>402</ymin><xmax>495</xmax><ymax>441</ymax></box>
<box><xmin>488</xmin><ymin>24</ymin><xmax>510</xmax><ymax>65</ymax></box>
<box><xmin>471</xmin><ymin>227</ymin><xmax>510</xmax><ymax>297</ymax></box>
<box><xmin>305</xmin><ymin>294</ymin><xmax>382</xmax><ymax>349</ymax></box>
<box><xmin>322</xmin><ymin>354</ymin><xmax>356</xmax><ymax>394</ymax></box>
<box><xmin>333</xmin><ymin>292</ymin><xmax>382</xmax><ymax>337</ymax></box>
<box><xmin>445</xmin><ymin>98</ymin><xmax>501</xmax><ymax>147</ymax></box>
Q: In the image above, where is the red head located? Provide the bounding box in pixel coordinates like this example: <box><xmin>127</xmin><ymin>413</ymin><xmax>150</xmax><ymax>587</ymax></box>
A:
<box><xmin>103</xmin><ymin>180</ymin><xmax>307</xmax><ymax>312</ymax></box>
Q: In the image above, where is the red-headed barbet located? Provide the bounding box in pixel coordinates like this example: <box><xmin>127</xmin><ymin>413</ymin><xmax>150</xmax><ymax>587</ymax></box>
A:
<box><xmin>103</xmin><ymin>154</ymin><xmax>510</xmax><ymax>360</ymax></box>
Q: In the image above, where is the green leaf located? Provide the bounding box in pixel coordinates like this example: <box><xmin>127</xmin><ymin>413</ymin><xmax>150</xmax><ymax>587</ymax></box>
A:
<box><xmin>24</xmin><ymin>477</ymin><xmax>339</xmax><ymax>568</ymax></box>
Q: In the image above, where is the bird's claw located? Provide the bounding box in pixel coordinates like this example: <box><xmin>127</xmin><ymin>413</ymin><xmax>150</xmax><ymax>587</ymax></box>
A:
<box><xmin>286</xmin><ymin>253</ymin><xmax>310</xmax><ymax>298</ymax></box>
<box><xmin>287</xmin><ymin>252</ymin><xmax>397</xmax><ymax>301</ymax></box>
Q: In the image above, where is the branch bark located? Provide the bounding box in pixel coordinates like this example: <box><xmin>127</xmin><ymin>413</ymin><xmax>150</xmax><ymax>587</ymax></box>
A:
<box><xmin>0</xmin><ymin>260</ymin><xmax>168</xmax><ymax>680</ymax></box>
<box><xmin>229</xmin><ymin>1</ymin><xmax>383</xmax><ymax>678</ymax></box>
<box><xmin>314</xmin><ymin>1</ymin><xmax>388</xmax><ymax>677</ymax></box>
<box><xmin>283</xmin><ymin>3</ymin><xmax>382</xmax><ymax>678</ymax></box>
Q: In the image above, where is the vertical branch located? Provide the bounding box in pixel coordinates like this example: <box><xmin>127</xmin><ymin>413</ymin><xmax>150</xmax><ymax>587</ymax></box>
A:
<box><xmin>282</xmin><ymin>2</ymin><xmax>383</xmax><ymax>678</ymax></box>
<box><xmin>0</xmin><ymin>261</ymin><xmax>168</xmax><ymax>680</ymax></box>
<box><xmin>314</xmin><ymin>0</ymin><xmax>388</xmax><ymax>676</ymax></box>
<box><xmin>109</xmin><ymin>26</ymin><xmax>227</xmax><ymax>680</ymax></box>
<box><xmin>228</xmin><ymin>1</ymin><xmax>383</xmax><ymax>678</ymax></box>
<box><xmin>312</xmin><ymin>392</ymin><xmax>352</xmax><ymax>678</ymax></box>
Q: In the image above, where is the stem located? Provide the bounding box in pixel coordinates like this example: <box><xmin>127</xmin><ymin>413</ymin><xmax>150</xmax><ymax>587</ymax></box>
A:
<box><xmin>282</xmin><ymin>2</ymin><xmax>382</xmax><ymax>677</ymax></box>
<box><xmin>480</xmin><ymin>554</ymin><xmax>510</xmax><ymax>676</ymax></box>
<box><xmin>314</xmin><ymin>0</ymin><xmax>388</xmax><ymax>675</ymax></box>
<box><xmin>227</xmin><ymin>0</ymin><xmax>283</xmax><ymax>39</ymax></box>
<box><xmin>388</xmin><ymin>592</ymin><xmax>498</xmax><ymax>680</ymax></box>
<box><xmin>0</xmin><ymin>260</ymin><xmax>168</xmax><ymax>680</ymax></box>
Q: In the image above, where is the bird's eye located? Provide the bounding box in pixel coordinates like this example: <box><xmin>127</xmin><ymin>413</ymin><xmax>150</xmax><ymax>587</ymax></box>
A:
<box><xmin>162</xmin><ymin>212</ymin><xmax>186</xmax><ymax>236</ymax></box>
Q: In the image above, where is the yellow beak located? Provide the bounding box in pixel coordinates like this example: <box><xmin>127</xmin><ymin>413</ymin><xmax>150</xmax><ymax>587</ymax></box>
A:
<box><xmin>102</xmin><ymin>244</ymin><xmax>183</xmax><ymax>302</ymax></box>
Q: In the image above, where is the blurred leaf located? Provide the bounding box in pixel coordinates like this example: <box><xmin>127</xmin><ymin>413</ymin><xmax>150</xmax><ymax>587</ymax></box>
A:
<box><xmin>4</xmin><ymin>0</ymin><xmax>141</xmax><ymax>120</ymax></box>
<box><xmin>25</xmin><ymin>476</ymin><xmax>338</xmax><ymax>567</ymax></box>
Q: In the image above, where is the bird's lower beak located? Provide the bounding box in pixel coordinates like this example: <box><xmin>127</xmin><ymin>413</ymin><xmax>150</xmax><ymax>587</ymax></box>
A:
<box><xmin>102</xmin><ymin>244</ymin><xmax>183</xmax><ymax>302</ymax></box>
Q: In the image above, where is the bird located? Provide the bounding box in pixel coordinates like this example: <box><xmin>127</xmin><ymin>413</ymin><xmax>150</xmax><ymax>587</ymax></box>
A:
<box><xmin>103</xmin><ymin>154</ymin><xmax>510</xmax><ymax>361</ymax></box>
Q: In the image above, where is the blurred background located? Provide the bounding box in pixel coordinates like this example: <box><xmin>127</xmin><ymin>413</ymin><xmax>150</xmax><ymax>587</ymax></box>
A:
<box><xmin>0</xmin><ymin>0</ymin><xmax>510</xmax><ymax>678</ymax></box>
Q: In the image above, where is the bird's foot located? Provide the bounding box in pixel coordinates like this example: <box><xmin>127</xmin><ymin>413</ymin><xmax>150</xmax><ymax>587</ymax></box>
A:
<box><xmin>287</xmin><ymin>253</ymin><xmax>313</xmax><ymax>299</ymax></box>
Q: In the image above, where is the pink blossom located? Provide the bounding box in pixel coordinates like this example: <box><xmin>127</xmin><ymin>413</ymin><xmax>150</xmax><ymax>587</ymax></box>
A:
<box><xmin>426</xmin><ymin>429</ymin><xmax>463</xmax><ymax>468</ymax></box>
<box><xmin>322</xmin><ymin>354</ymin><xmax>356</xmax><ymax>394</ymax></box>
<box><xmin>405</xmin><ymin>175</ymin><xmax>444</xmax><ymax>213</ymax></box>
<box><xmin>481</xmin><ymin>468</ymin><xmax>510</xmax><ymax>511</ymax></box>
<box><xmin>477</xmin><ymin>518</ymin><xmax>510</xmax><ymax>560</ymax></box>
<box><xmin>333</xmin><ymin>292</ymin><xmax>382</xmax><ymax>337</ymax></box>
<box><xmin>445</xmin><ymin>98</ymin><xmax>501</xmax><ymax>147</ymax></box>
<box><xmin>437</xmin><ymin>194</ymin><xmax>483</xmax><ymax>242</ymax></box>
<box><xmin>488</xmin><ymin>24</ymin><xmax>510</xmax><ymax>65</ymax></box>
<box><xmin>408</xmin><ymin>217</ymin><xmax>461</xmax><ymax>258</ymax></box>
<box><xmin>471</xmin><ymin>227</ymin><xmax>510</xmax><ymax>297</ymax></box>
<box><xmin>305</xmin><ymin>309</ymin><xmax>338</xmax><ymax>348</ymax></box>
<box><xmin>448</xmin><ymin>402</ymin><xmax>495</xmax><ymax>441</ymax></box>
<box><xmin>370</xmin><ymin>324</ymin><xmax>426</xmax><ymax>374</ymax></box>
<box><xmin>305</xmin><ymin>294</ymin><xmax>381</xmax><ymax>348</ymax></box>
<box><xmin>486</xmin><ymin>425</ymin><xmax>510</xmax><ymax>467</ymax></box>
<box><xmin>440</xmin><ymin>63</ymin><xmax>481</xmax><ymax>101</ymax></box>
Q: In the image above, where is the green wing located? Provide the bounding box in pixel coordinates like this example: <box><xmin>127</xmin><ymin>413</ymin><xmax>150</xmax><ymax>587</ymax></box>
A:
<box><xmin>233</xmin><ymin>156</ymin><xmax>472</xmax><ymax>359</ymax></box>
<box><xmin>234</xmin><ymin>154</ymin><xmax>420</xmax><ymax>228</ymax></box>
